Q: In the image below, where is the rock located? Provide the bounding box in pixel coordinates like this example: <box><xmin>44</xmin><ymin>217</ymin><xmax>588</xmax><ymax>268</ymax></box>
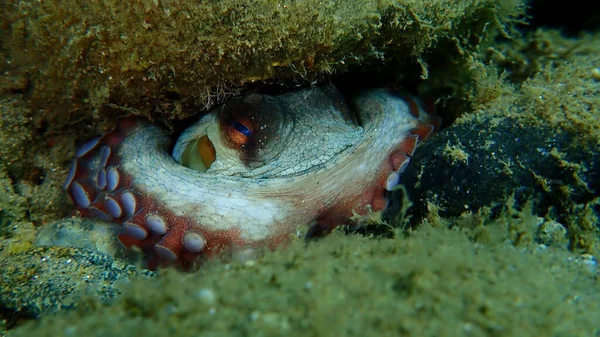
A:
<box><xmin>536</xmin><ymin>218</ymin><xmax>568</xmax><ymax>248</ymax></box>
<box><xmin>396</xmin><ymin>116</ymin><xmax>599</xmax><ymax>223</ymax></box>
<box><xmin>35</xmin><ymin>217</ymin><xmax>128</xmax><ymax>259</ymax></box>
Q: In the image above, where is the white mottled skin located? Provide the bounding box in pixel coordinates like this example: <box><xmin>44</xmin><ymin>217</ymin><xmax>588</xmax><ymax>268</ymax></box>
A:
<box><xmin>118</xmin><ymin>86</ymin><xmax>429</xmax><ymax>242</ymax></box>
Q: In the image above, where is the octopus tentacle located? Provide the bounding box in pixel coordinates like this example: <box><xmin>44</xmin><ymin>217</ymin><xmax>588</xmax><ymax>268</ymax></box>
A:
<box><xmin>65</xmin><ymin>118</ymin><xmax>251</xmax><ymax>269</ymax></box>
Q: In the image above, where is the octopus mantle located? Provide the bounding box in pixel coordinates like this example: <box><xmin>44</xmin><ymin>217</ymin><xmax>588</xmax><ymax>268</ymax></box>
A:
<box><xmin>63</xmin><ymin>86</ymin><xmax>438</xmax><ymax>269</ymax></box>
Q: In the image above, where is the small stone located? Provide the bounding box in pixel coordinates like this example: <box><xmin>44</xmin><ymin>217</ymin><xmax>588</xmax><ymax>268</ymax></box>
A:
<box><xmin>36</xmin><ymin>218</ymin><xmax>128</xmax><ymax>259</ymax></box>
<box><xmin>591</xmin><ymin>67</ymin><xmax>600</xmax><ymax>80</ymax></box>
<box><xmin>579</xmin><ymin>253</ymin><xmax>597</xmax><ymax>267</ymax></box>
<box><xmin>536</xmin><ymin>219</ymin><xmax>567</xmax><ymax>247</ymax></box>
<box><xmin>196</xmin><ymin>288</ymin><xmax>217</xmax><ymax>304</ymax></box>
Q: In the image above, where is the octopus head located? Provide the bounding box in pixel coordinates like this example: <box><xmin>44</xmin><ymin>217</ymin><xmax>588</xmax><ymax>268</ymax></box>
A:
<box><xmin>173</xmin><ymin>85</ymin><xmax>364</xmax><ymax>179</ymax></box>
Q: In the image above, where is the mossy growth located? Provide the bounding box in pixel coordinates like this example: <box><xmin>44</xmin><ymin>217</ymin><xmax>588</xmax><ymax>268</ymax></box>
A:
<box><xmin>439</xmin><ymin>29</ymin><xmax>600</xmax><ymax>256</ymax></box>
<box><xmin>0</xmin><ymin>98</ymin><xmax>71</xmax><ymax>228</ymax></box>
<box><xmin>2</xmin><ymin>0</ymin><xmax>525</xmax><ymax>124</ymax></box>
<box><xmin>459</xmin><ymin>29</ymin><xmax>600</xmax><ymax>145</ymax></box>
<box><xmin>10</xmin><ymin>223</ymin><xmax>600</xmax><ymax>337</ymax></box>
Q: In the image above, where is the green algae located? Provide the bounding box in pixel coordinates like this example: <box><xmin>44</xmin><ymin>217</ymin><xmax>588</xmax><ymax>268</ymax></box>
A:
<box><xmin>0</xmin><ymin>97</ymin><xmax>71</xmax><ymax>241</ymax></box>
<box><xmin>466</xmin><ymin>30</ymin><xmax>600</xmax><ymax>145</ymax></box>
<box><xmin>10</xmin><ymin>224</ymin><xmax>600</xmax><ymax>337</ymax></box>
<box><xmin>2</xmin><ymin>0</ymin><xmax>524</xmax><ymax>122</ymax></box>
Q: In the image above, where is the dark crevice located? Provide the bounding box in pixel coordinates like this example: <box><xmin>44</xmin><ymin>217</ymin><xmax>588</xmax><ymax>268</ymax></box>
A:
<box><xmin>523</xmin><ymin>0</ymin><xmax>600</xmax><ymax>34</ymax></box>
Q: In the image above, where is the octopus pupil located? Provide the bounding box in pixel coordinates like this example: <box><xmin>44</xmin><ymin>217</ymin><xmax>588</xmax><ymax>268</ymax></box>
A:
<box><xmin>232</xmin><ymin>121</ymin><xmax>253</xmax><ymax>138</ymax></box>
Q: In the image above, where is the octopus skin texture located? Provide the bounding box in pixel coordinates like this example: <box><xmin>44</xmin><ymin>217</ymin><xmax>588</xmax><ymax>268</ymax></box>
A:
<box><xmin>63</xmin><ymin>85</ymin><xmax>439</xmax><ymax>270</ymax></box>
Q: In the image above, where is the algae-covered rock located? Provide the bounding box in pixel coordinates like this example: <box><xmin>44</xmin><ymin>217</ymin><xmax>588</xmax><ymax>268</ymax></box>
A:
<box><xmin>390</xmin><ymin>29</ymin><xmax>600</xmax><ymax>256</ymax></box>
<box><xmin>401</xmin><ymin>115</ymin><xmax>600</xmax><ymax>221</ymax></box>
<box><xmin>0</xmin><ymin>97</ymin><xmax>72</xmax><ymax>226</ymax></box>
<box><xmin>2</xmin><ymin>0</ymin><xmax>524</xmax><ymax>122</ymax></box>
<box><xmin>398</xmin><ymin>114</ymin><xmax>600</xmax><ymax>254</ymax></box>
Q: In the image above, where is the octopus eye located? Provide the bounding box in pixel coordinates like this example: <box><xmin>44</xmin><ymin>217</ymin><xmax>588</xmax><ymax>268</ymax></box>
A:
<box><xmin>216</xmin><ymin>94</ymin><xmax>285</xmax><ymax>166</ymax></box>
<box><xmin>180</xmin><ymin>135</ymin><xmax>216</xmax><ymax>172</ymax></box>
<box><xmin>228</xmin><ymin>118</ymin><xmax>254</xmax><ymax>146</ymax></box>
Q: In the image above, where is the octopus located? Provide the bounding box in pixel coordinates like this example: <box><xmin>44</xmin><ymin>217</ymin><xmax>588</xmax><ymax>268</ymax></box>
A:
<box><xmin>63</xmin><ymin>85</ymin><xmax>439</xmax><ymax>270</ymax></box>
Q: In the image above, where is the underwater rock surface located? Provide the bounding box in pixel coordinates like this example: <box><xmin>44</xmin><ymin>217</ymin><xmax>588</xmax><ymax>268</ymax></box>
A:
<box><xmin>2</xmin><ymin>0</ymin><xmax>524</xmax><ymax>121</ymax></box>
<box><xmin>401</xmin><ymin>116</ymin><xmax>600</xmax><ymax>222</ymax></box>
